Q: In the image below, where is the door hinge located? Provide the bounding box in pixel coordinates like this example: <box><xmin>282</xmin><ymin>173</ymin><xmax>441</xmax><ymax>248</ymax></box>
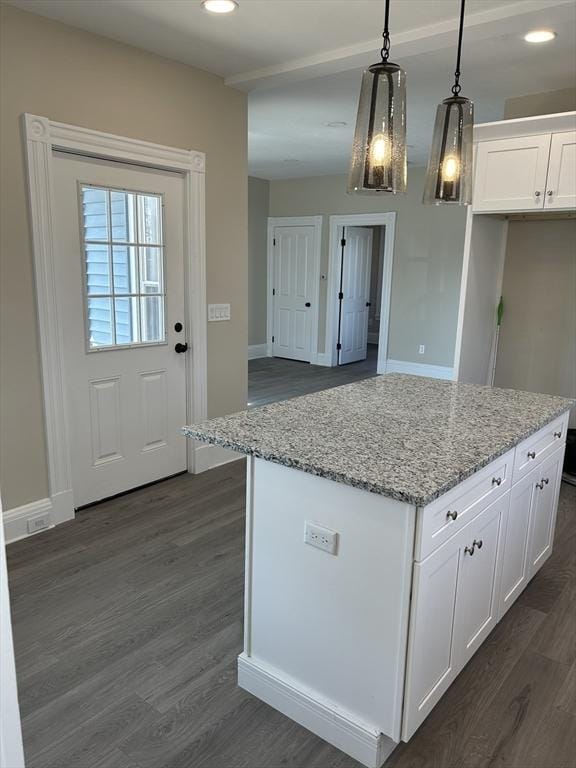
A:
<box><xmin>272</xmin><ymin>288</ymin><xmax>276</xmax><ymax>296</ymax></box>
<box><xmin>273</xmin><ymin>237</ymin><xmax>276</xmax><ymax>246</ymax></box>
<box><xmin>338</xmin><ymin>292</ymin><xmax>344</xmax><ymax>300</ymax></box>
<box><xmin>341</xmin><ymin>238</ymin><xmax>346</xmax><ymax>247</ymax></box>
<box><xmin>272</xmin><ymin>335</ymin><xmax>275</xmax><ymax>343</ymax></box>
<box><xmin>336</xmin><ymin>343</ymin><xmax>342</xmax><ymax>351</ymax></box>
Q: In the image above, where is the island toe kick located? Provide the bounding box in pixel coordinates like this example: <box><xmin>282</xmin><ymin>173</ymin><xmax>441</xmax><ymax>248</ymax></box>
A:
<box><xmin>237</xmin><ymin>413</ymin><xmax>569</xmax><ymax>768</ymax></box>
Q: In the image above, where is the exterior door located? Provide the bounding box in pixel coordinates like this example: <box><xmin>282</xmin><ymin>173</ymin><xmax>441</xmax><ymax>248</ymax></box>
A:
<box><xmin>272</xmin><ymin>225</ymin><xmax>316</xmax><ymax>362</ymax></box>
<box><xmin>53</xmin><ymin>153</ymin><xmax>187</xmax><ymax>507</ymax></box>
<box><xmin>338</xmin><ymin>227</ymin><xmax>373</xmax><ymax>365</ymax></box>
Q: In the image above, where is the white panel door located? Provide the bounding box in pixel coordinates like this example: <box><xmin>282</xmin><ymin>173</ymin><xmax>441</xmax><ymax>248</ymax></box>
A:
<box><xmin>339</xmin><ymin>227</ymin><xmax>373</xmax><ymax>365</ymax></box>
<box><xmin>473</xmin><ymin>134</ymin><xmax>551</xmax><ymax>213</ymax></box>
<box><xmin>527</xmin><ymin>448</ymin><xmax>565</xmax><ymax>577</ymax></box>
<box><xmin>545</xmin><ymin>131</ymin><xmax>576</xmax><ymax>210</ymax></box>
<box><xmin>272</xmin><ymin>226</ymin><xmax>316</xmax><ymax>362</ymax></box>
<box><xmin>53</xmin><ymin>153</ymin><xmax>187</xmax><ymax>507</ymax></box>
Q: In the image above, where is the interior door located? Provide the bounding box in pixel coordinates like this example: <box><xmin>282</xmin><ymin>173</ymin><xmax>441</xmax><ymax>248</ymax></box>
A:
<box><xmin>53</xmin><ymin>153</ymin><xmax>187</xmax><ymax>508</ymax></box>
<box><xmin>272</xmin><ymin>225</ymin><xmax>316</xmax><ymax>362</ymax></box>
<box><xmin>338</xmin><ymin>227</ymin><xmax>373</xmax><ymax>365</ymax></box>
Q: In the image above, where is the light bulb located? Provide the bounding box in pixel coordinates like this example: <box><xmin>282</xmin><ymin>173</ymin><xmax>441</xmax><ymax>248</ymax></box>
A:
<box><xmin>442</xmin><ymin>155</ymin><xmax>460</xmax><ymax>182</ymax></box>
<box><xmin>202</xmin><ymin>0</ymin><xmax>238</xmax><ymax>13</ymax></box>
<box><xmin>524</xmin><ymin>30</ymin><xmax>556</xmax><ymax>43</ymax></box>
<box><xmin>370</xmin><ymin>134</ymin><xmax>389</xmax><ymax>167</ymax></box>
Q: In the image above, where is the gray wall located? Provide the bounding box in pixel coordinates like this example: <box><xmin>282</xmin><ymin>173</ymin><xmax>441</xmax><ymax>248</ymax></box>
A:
<box><xmin>0</xmin><ymin>5</ymin><xmax>247</xmax><ymax>510</ymax></box>
<box><xmin>494</xmin><ymin>220</ymin><xmax>576</xmax><ymax>426</ymax></box>
<box><xmin>248</xmin><ymin>177</ymin><xmax>270</xmax><ymax>346</ymax></box>
<box><xmin>269</xmin><ymin>168</ymin><xmax>467</xmax><ymax>367</ymax></box>
<box><xmin>504</xmin><ymin>87</ymin><xmax>576</xmax><ymax>119</ymax></box>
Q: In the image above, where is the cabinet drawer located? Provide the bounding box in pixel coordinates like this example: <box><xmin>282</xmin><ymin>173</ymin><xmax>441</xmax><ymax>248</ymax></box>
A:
<box><xmin>415</xmin><ymin>449</ymin><xmax>513</xmax><ymax>561</ymax></box>
<box><xmin>512</xmin><ymin>413</ymin><xmax>568</xmax><ymax>484</ymax></box>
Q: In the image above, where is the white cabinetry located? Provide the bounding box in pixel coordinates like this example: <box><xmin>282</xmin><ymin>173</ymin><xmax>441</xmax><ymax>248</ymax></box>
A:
<box><xmin>528</xmin><ymin>448</ymin><xmax>564</xmax><ymax>575</ymax></box>
<box><xmin>473</xmin><ymin>128</ymin><xmax>576</xmax><ymax>214</ymax></box>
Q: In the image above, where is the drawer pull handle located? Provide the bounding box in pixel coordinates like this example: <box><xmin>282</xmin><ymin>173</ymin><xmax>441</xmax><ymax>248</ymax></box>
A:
<box><xmin>473</xmin><ymin>539</ymin><xmax>483</xmax><ymax>550</ymax></box>
<box><xmin>536</xmin><ymin>478</ymin><xmax>549</xmax><ymax>490</ymax></box>
<box><xmin>554</xmin><ymin>431</ymin><xmax>562</xmax><ymax>439</ymax></box>
<box><xmin>446</xmin><ymin>510</ymin><xmax>458</xmax><ymax>521</ymax></box>
<box><xmin>527</xmin><ymin>451</ymin><xmax>536</xmax><ymax>460</ymax></box>
<box><xmin>465</xmin><ymin>544</ymin><xmax>475</xmax><ymax>556</ymax></box>
<box><xmin>492</xmin><ymin>477</ymin><xmax>502</xmax><ymax>486</ymax></box>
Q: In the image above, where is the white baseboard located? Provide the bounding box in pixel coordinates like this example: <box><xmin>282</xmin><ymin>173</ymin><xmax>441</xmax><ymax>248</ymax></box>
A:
<box><xmin>384</xmin><ymin>359</ymin><xmax>454</xmax><ymax>381</ymax></box>
<box><xmin>248</xmin><ymin>344</ymin><xmax>269</xmax><ymax>360</ymax></box>
<box><xmin>3</xmin><ymin>490</ymin><xmax>75</xmax><ymax>544</ymax></box>
<box><xmin>238</xmin><ymin>654</ymin><xmax>397</xmax><ymax>768</ymax></box>
<box><xmin>311</xmin><ymin>352</ymin><xmax>333</xmax><ymax>367</ymax></box>
<box><xmin>194</xmin><ymin>442</ymin><xmax>242</xmax><ymax>473</ymax></box>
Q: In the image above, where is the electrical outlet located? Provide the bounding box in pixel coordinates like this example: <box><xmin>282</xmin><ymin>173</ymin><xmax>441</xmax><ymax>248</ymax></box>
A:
<box><xmin>418</xmin><ymin>344</ymin><xmax>426</xmax><ymax>355</ymax></box>
<box><xmin>27</xmin><ymin>515</ymin><xmax>50</xmax><ymax>534</ymax></box>
<box><xmin>304</xmin><ymin>521</ymin><xmax>339</xmax><ymax>555</ymax></box>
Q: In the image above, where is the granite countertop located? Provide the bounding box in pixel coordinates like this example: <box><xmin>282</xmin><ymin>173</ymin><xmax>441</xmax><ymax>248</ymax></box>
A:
<box><xmin>183</xmin><ymin>374</ymin><xmax>574</xmax><ymax>507</ymax></box>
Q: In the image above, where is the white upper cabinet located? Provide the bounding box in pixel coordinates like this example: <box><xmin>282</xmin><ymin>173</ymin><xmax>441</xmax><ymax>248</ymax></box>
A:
<box><xmin>473</xmin><ymin>134</ymin><xmax>552</xmax><ymax>213</ymax></box>
<box><xmin>544</xmin><ymin>131</ymin><xmax>576</xmax><ymax>209</ymax></box>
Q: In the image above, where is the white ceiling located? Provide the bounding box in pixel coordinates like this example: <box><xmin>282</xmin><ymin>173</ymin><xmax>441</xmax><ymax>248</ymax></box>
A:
<box><xmin>8</xmin><ymin>0</ymin><xmax>576</xmax><ymax>179</ymax></box>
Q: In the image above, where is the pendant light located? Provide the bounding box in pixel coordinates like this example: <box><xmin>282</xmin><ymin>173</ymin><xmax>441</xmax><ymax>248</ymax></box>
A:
<box><xmin>423</xmin><ymin>0</ymin><xmax>473</xmax><ymax>205</ymax></box>
<box><xmin>348</xmin><ymin>0</ymin><xmax>406</xmax><ymax>195</ymax></box>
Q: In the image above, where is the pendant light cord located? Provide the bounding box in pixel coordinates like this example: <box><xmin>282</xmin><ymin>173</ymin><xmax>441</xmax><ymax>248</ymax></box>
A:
<box><xmin>380</xmin><ymin>0</ymin><xmax>391</xmax><ymax>62</ymax></box>
<box><xmin>452</xmin><ymin>0</ymin><xmax>466</xmax><ymax>95</ymax></box>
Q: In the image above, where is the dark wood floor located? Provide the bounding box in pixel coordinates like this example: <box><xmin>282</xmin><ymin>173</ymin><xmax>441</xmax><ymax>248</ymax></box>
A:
<box><xmin>248</xmin><ymin>345</ymin><xmax>379</xmax><ymax>408</ymax></box>
<box><xmin>7</xmin><ymin>462</ymin><xmax>575</xmax><ymax>768</ymax></box>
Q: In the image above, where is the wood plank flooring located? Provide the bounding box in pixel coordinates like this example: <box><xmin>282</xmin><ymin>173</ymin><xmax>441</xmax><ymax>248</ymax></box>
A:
<box><xmin>7</xmin><ymin>463</ymin><xmax>576</xmax><ymax>768</ymax></box>
<box><xmin>248</xmin><ymin>345</ymin><xmax>379</xmax><ymax>408</ymax></box>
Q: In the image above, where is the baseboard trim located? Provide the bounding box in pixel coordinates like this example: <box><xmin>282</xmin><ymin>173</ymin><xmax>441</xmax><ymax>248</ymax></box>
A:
<box><xmin>311</xmin><ymin>352</ymin><xmax>333</xmax><ymax>367</ymax></box>
<box><xmin>238</xmin><ymin>654</ymin><xmax>397</xmax><ymax>768</ymax></box>
<box><xmin>3</xmin><ymin>490</ymin><xmax>75</xmax><ymax>544</ymax></box>
<box><xmin>248</xmin><ymin>344</ymin><xmax>269</xmax><ymax>360</ymax></box>
<box><xmin>194</xmin><ymin>442</ymin><xmax>242</xmax><ymax>474</ymax></box>
<box><xmin>384</xmin><ymin>359</ymin><xmax>454</xmax><ymax>380</ymax></box>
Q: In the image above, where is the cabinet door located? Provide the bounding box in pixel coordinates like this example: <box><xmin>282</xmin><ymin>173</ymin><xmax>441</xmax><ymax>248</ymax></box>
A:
<box><xmin>402</xmin><ymin>541</ymin><xmax>460</xmax><ymax>740</ymax></box>
<box><xmin>544</xmin><ymin>131</ymin><xmax>576</xmax><ymax>210</ymax></box>
<box><xmin>499</xmin><ymin>474</ymin><xmax>535</xmax><ymax>619</ymax></box>
<box><xmin>453</xmin><ymin>493</ymin><xmax>505</xmax><ymax>671</ymax></box>
<box><xmin>473</xmin><ymin>134</ymin><xmax>551</xmax><ymax>213</ymax></box>
<box><xmin>528</xmin><ymin>448</ymin><xmax>565</xmax><ymax>576</ymax></box>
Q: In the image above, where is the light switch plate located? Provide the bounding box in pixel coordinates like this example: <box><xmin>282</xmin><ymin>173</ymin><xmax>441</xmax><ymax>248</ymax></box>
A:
<box><xmin>304</xmin><ymin>521</ymin><xmax>339</xmax><ymax>555</ymax></box>
<box><xmin>208</xmin><ymin>303</ymin><xmax>231</xmax><ymax>322</ymax></box>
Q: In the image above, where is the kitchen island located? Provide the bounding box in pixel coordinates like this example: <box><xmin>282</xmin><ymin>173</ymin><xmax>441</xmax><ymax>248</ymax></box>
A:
<box><xmin>183</xmin><ymin>374</ymin><xmax>573</xmax><ymax>768</ymax></box>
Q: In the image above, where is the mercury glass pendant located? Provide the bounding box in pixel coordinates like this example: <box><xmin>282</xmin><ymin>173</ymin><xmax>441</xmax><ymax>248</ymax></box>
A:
<box><xmin>348</xmin><ymin>0</ymin><xmax>406</xmax><ymax>195</ymax></box>
<box><xmin>423</xmin><ymin>0</ymin><xmax>473</xmax><ymax>205</ymax></box>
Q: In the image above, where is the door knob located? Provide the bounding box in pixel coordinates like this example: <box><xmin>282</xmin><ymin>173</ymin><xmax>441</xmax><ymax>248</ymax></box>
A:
<box><xmin>305</xmin><ymin>302</ymin><xmax>311</xmax><ymax>307</ymax></box>
<box><xmin>175</xmin><ymin>342</ymin><xmax>188</xmax><ymax>354</ymax></box>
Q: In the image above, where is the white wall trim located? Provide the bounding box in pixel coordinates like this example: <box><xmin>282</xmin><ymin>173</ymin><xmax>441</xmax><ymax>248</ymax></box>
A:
<box><xmin>2</xmin><ymin>494</ymin><xmax>75</xmax><ymax>545</ymax></box>
<box><xmin>385</xmin><ymin>359</ymin><xmax>454</xmax><ymax>380</ymax></box>
<box><xmin>474</xmin><ymin>110</ymin><xmax>576</xmax><ymax>144</ymax></box>
<box><xmin>238</xmin><ymin>654</ymin><xmax>397</xmax><ymax>768</ymax></box>
<box><xmin>311</xmin><ymin>352</ymin><xmax>333</xmax><ymax>367</ymax></box>
<box><xmin>193</xmin><ymin>443</ymin><xmax>241</xmax><ymax>474</ymax></box>
<box><xmin>22</xmin><ymin>114</ymin><xmax>207</xmax><ymax>533</ymax></box>
<box><xmin>248</xmin><ymin>343</ymin><xmax>268</xmax><ymax>360</ymax></box>
<box><xmin>326</xmin><ymin>213</ymin><xmax>397</xmax><ymax>372</ymax></box>
<box><xmin>267</xmin><ymin>216</ymin><xmax>322</xmax><ymax>363</ymax></box>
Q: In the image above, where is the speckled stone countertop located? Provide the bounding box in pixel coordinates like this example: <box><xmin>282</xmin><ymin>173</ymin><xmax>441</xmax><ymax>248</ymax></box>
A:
<box><xmin>183</xmin><ymin>374</ymin><xmax>574</xmax><ymax>507</ymax></box>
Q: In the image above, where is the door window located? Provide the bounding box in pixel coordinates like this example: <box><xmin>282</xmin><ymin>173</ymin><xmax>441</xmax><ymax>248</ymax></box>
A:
<box><xmin>80</xmin><ymin>185</ymin><xmax>165</xmax><ymax>349</ymax></box>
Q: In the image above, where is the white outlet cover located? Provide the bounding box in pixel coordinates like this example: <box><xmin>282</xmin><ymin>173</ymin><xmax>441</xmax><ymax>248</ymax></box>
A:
<box><xmin>304</xmin><ymin>521</ymin><xmax>339</xmax><ymax>555</ymax></box>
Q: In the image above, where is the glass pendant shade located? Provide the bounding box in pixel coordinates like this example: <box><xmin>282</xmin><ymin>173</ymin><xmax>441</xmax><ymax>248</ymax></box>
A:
<box><xmin>348</xmin><ymin>62</ymin><xmax>407</xmax><ymax>195</ymax></box>
<box><xmin>423</xmin><ymin>95</ymin><xmax>474</xmax><ymax>205</ymax></box>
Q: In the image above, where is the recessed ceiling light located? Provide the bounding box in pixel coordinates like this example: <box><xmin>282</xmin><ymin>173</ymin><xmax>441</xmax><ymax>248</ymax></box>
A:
<box><xmin>324</xmin><ymin>121</ymin><xmax>348</xmax><ymax>128</ymax></box>
<box><xmin>202</xmin><ymin>0</ymin><xmax>238</xmax><ymax>14</ymax></box>
<box><xmin>524</xmin><ymin>30</ymin><xmax>556</xmax><ymax>43</ymax></box>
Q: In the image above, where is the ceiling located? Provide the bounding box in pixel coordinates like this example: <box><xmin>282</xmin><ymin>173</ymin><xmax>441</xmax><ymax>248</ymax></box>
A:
<box><xmin>8</xmin><ymin>0</ymin><xmax>576</xmax><ymax>179</ymax></box>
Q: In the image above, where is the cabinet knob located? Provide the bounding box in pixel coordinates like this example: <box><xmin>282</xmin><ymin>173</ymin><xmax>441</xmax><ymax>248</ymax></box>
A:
<box><xmin>547</xmin><ymin>190</ymin><xmax>554</xmax><ymax>196</ymax></box>
<box><xmin>446</xmin><ymin>510</ymin><xmax>458</xmax><ymax>521</ymax></box>
<box><xmin>464</xmin><ymin>544</ymin><xmax>475</xmax><ymax>556</ymax></box>
<box><xmin>535</xmin><ymin>190</ymin><xmax>541</xmax><ymax>197</ymax></box>
<box><xmin>527</xmin><ymin>451</ymin><xmax>536</xmax><ymax>460</ymax></box>
<box><xmin>554</xmin><ymin>431</ymin><xmax>562</xmax><ymax>439</ymax></box>
<box><xmin>473</xmin><ymin>539</ymin><xmax>483</xmax><ymax>550</ymax></box>
<box><xmin>492</xmin><ymin>477</ymin><xmax>502</xmax><ymax>486</ymax></box>
<box><xmin>536</xmin><ymin>478</ymin><xmax>549</xmax><ymax>490</ymax></box>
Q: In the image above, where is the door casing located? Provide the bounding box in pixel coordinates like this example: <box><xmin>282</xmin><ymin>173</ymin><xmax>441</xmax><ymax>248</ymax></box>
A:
<box><xmin>23</xmin><ymin>113</ymin><xmax>207</xmax><ymax>526</ymax></box>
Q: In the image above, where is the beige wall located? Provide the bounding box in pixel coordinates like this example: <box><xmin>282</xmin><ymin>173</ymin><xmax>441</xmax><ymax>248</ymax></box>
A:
<box><xmin>269</xmin><ymin>169</ymin><xmax>467</xmax><ymax>366</ymax></box>
<box><xmin>248</xmin><ymin>177</ymin><xmax>269</xmax><ymax>346</ymax></box>
<box><xmin>494</xmin><ymin>220</ymin><xmax>576</xmax><ymax>427</ymax></box>
<box><xmin>0</xmin><ymin>5</ymin><xmax>247</xmax><ymax>510</ymax></box>
<box><xmin>504</xmin><ymin>88</ymin><xmax>576</xmax><ymax>119</ymax></box>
